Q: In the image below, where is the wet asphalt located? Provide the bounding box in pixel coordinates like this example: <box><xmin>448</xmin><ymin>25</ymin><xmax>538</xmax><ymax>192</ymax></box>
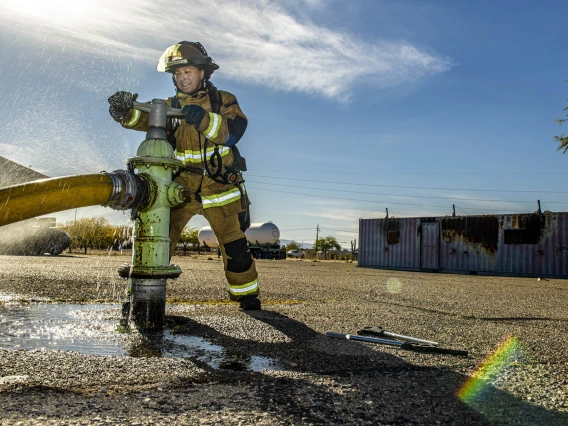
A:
<box><xmin>0</xmin><ymin>253</ymin><xmax>567</xmax><ymax>425</ymax></box>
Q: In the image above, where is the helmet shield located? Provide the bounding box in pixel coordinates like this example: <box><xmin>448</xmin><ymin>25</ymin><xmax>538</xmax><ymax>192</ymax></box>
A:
<box><xmin>157</xmin><ymin>42</ymin><xmax>219</xmax><ymax>74</ymax></box>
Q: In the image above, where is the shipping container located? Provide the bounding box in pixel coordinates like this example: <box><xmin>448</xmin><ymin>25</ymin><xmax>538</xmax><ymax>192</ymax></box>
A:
<box><xmin>359</xmin><ymin>212</ymin><xmax>568</xmax><ymax>277</ymax></box>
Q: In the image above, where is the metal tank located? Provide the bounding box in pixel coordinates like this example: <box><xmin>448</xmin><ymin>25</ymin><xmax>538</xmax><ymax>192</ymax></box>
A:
<box><xmin>198</xmin><ymin>222</ymin><xmax>285</xmax><ymax>259</ymax></box>
<box><xmin>198</xmin><ymin>222</ymin><xmax>280</xmax><ymax>247</ymax></box>
<box><xmin>198</xmin><ymin>226</ymin><xmax>219</xmax><ymax>248</ymax></box>
<box><xmin>246</xmin><ymin>222</ymin><xmax>280</xmax><ymax>245</ymax></box>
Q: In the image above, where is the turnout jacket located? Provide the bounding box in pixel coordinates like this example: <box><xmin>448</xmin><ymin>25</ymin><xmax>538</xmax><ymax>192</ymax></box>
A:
<box><xmin>120</xmin><ymin>87</ymin><xmax>248</xmax><ymax>217</ymax></box>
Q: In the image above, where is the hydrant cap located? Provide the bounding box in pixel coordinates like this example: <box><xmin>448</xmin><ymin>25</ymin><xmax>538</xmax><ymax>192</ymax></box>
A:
<box><xmin>136</xmin><ymin>139</ymin><xmax>176</xmax><ymax>159</ymax></box>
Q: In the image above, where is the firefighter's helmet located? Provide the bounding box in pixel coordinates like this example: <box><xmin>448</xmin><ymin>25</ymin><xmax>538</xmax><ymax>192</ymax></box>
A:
<box><xmin>157</xmin><ymin>41</ymin><xmax>219</xmax><ymax>76</ymax></box>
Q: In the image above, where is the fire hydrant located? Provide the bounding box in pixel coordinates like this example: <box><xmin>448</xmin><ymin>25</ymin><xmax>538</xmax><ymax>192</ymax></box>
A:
<box><xmin>113</xmin><ymin>99</ymin><xmax>188</xmax><ymax>330</ymax></box>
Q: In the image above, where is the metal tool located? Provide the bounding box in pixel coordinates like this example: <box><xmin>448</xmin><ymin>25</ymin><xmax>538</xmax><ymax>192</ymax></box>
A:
<box><xmin>357</xmin><ymin>326</ymin><xmax>439</xmax><ymax>347</ymax></box>
<box><xmin>326</xmin><ymin>332</ymin><xmax>469</xmax><ymax>357</ymax></box>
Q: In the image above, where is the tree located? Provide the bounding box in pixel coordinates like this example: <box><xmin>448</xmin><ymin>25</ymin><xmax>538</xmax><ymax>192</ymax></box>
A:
<box><xmin>285</xmin><ymin>240</ymin><xmax>300</xmax><ymax>251</ymax></box>
<box><xmin>178</xmin><ymin>226</ymin><xmax>199</xmax><ymax>255</ymax></box>
<box><xmin>62</xmin><ymin>217</ymin><xmax>113</xmax><ymax>254</ymax></box>
<box><xmin>554</xmin><ymin>82</ymin><xmax>568</xmax><ymax>153</ymax></box>
<box><xmin>315</xmin><ymin>235</ymin><xmax>341</xmax><ymax>259</ymax></box>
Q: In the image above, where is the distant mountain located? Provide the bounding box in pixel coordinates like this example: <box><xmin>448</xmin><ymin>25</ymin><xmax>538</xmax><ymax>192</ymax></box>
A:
<box><xmin>279</xmin><ymin>239</ymin><xmax>314</xmax><ymax>249</ymax></box>
<box><xmin>0</xmin><ymin>156</ymin><xmax>47</xmax><ymax>187</ymax></box>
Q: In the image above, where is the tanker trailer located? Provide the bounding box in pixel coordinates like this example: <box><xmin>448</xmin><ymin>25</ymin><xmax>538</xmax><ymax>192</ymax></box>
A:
<box><xmin>198</xmin><ymin>222</ymin><xmax>286</xmax><ymax>259</ymax></box>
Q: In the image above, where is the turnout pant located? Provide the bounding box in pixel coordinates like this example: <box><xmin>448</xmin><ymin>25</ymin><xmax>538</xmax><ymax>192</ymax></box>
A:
<box><xmin>169</xmin><ymin>199</ymin><xmax>259</xmax><ymax>301</ymax></box>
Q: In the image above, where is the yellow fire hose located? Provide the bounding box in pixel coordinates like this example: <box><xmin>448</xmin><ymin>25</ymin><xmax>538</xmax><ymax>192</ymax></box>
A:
<box><xmin>0</xmin><ymin>174</ymin><xmax>118</xmax><ymax>227</ymax></box>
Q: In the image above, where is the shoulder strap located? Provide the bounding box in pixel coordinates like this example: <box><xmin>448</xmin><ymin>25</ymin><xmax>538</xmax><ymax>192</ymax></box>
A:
<box><xmin>208</xmin><ymin>83</ymin><xmax>222</xmax><ymax>114</ymax></box>
<box><xmin>169</xmin><ymin>95</ymin><xmax>181</xmax><ymax>109</ymax></box>
<box><xmin>166</xmin><ymin>96</ymin><xmax>181</xmax><ymax>149</ymax></box>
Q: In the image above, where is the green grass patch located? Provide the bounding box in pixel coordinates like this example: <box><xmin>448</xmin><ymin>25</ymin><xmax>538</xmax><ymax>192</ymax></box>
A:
<box><xmin>115</xmin><ymin>325</ymin><xmax>132</xmax><ymax>334</ymax></box>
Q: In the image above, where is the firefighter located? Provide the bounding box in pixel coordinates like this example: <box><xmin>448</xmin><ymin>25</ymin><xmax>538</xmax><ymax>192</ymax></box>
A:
<box><xmin>107</xmin><ymin>41</ymin><xmax>260</xmax><ymax>310</ymax></box>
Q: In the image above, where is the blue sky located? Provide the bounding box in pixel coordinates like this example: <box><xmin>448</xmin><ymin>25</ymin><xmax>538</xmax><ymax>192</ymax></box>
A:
<box><xmin>1</xmin><ymin>0</ymin><xmax>567</xmax><ymax>248</ymax></box>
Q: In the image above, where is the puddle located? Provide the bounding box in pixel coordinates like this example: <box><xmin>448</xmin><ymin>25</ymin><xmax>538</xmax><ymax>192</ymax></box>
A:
<box><xmin>0</xmin><ymin>303</ymin><xmax>280</xmax><ymax>372</ymax></box>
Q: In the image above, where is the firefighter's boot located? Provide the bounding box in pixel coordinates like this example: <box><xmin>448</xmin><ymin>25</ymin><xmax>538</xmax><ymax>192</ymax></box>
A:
<box><xmin>239</xmin><ymin>295</ymin><xmax>261</xmax><ymax>311</ymax></box>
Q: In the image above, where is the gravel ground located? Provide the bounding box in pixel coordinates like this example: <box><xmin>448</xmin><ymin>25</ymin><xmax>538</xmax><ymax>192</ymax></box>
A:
<box><xmin>0</xmin><ymin>254</ymin><xmax>567</xmax><ymax>425</ymax></box>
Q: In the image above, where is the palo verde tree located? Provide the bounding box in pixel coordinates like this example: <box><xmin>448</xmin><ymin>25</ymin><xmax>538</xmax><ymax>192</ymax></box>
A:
<box><xmin>178</xmin><ymin>226</ymin><xmax>199</xmax><ymax>255</ymax></box>
<box><xmin>285</xmin><ymin>240</ymin><xmax>300</xmax><ymax>251</ymax></box>
<box><xmin>315</xmin><ymin>235</ymin><xmax>342</xmax><ymax>259</ymax></box>
<box><xmin>62</xmin><ymin>217</ymin><xmax>113</xmax><ymax>254</ymax></box>
<box><xmin>555</xmin><ymin>81</ymin><xmax>568</xmax><ymax>153</ymax></box>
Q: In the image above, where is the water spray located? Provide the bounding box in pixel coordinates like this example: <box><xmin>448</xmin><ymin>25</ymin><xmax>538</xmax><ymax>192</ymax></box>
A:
<box><xmin>0</xmin><ymin>99</ymin><xmax>188</xmax><ymax>331</ymax></box>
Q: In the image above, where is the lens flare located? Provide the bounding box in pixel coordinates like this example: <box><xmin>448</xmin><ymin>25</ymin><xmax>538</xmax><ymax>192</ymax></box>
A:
<box><xmin>384</xmin><ymin>277</ymin><xmax>403</xmax><ymax>294</ymax></box>
<box><xmin>457</xmin><ymin>336</ymin><xmax>521</xmax><ymax>403</ymax></box>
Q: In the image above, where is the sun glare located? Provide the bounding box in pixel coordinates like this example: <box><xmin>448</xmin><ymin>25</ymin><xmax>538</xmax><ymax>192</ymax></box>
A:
<box><xmin>1</xmin><ymin>0</ymin><xmax>99</xmax><ymax>27</ymax></box>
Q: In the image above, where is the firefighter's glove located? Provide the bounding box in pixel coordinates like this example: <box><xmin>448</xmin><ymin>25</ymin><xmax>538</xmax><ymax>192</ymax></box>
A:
<box><xmin>182</xmin><ymin>104</ymin><xmax>206</xmax><ymax>129</ymax></box>
<box><xmin>108</xmin><ymin>91</ymin><xmax>137</xmax><ymax>121</ymax></box>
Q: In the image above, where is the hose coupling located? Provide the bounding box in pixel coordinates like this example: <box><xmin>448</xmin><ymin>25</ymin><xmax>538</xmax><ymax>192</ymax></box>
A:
<box><xmin>103</xmin><ymin>170</ymin><xmax>150</xmax><ymax>211</ymax></box>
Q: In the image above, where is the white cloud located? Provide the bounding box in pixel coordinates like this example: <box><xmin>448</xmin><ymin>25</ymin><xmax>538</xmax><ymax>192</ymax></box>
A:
<box><xmin>0</xmin><ymin>0</ymin><xmax>452</xmax><ymax>101</ymax></box>
<box><xmin>301</xmin><ymin>202</ymin><xmax>382</xmax><ymax>222</ymax></box>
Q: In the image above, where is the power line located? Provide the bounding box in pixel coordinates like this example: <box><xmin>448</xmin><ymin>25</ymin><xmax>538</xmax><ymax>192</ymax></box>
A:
<box><xmin>249</xmin><ymin>169</ymin><xmax>568</xmax><ymax>176</ymax></box>
<box><xmin>246</xmin><ymin>180</ymin><xmax>568</xmax><ymax>205</ymax></box>
<box><xmin>320</xmin><ymin>227</ymin><xmax>358</xmax><ymax>234</ymax></box>
<box><xmin>246</xmin><ymin>174</ymin><xmax>568</xmax><ymax>194</ymax></box>
<box><xmin>246</xmin><ymin>186</ymin><xmax>534</xmax><ymax>212</ymax></box>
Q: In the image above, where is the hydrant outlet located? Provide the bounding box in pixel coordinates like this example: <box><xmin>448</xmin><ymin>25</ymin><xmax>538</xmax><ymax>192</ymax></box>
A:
<box><xmin>104</xmin><ymin>170</ymin><xmax>149</xmax><ymax>211</ymax></box>
<box><xmin>167</xmin><ymin>182</ymin><xmax>190</xmax><ymax>207</ymax></box>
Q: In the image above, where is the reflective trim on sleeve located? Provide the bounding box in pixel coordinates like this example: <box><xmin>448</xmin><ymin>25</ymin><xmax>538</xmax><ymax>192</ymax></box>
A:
<box><xmin>176</xmin><ymin>146</ymin><xmax>231</xmax><ymax>165</ymax></box>
<box><xmin>228</xmin><ymin>278</ymin><xmax>259</xmax><ymax>296</ymax></box>
<box><xmin>124</xmin><ymin>109</ymin><xmax>141</xmax><ymax>127</ymax></box>
<box><xmin>201</xmin><ymin>186</ymin><xmax>243</xmax><ymax>209</ymax></box>
<box><xmin>204</xmin><ymin>112</ymin><xmax>222</xmax><ymax>139</ymax></box>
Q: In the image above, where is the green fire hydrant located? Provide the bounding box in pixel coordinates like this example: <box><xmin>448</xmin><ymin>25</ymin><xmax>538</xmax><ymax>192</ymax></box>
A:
<box><xmin>115</xmin><ymin>99</ymin><xmax>188</xmax><ymax>331</ymax></box>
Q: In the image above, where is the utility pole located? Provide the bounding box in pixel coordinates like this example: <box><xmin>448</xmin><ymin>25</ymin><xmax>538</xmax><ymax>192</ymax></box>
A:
<box><xmin>315</xmin><ymin>224</ymin><xmax>319</xmax><ymax>259</ymax></box>
<box><xmin>537</xmin><ymin>200</ymin><xmax>542</xmax><ymax>215</ymax></box>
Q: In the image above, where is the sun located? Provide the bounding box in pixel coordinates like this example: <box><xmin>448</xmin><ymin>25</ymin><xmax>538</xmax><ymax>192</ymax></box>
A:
<box><xmin>1</xmin><ymin>0</ymin><xmax>98</xmax><ymax>28</ymax></box>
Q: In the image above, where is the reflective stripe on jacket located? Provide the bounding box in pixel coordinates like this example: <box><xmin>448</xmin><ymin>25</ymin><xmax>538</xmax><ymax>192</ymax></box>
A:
<box><xmin>201</xmin><ymin>186</ymin><xmax>244</xmax><ymax>209</ymax></box>
<box><xmin>176</xmin><ymin>145</ymin><xmax>231</xmax><ymax>166</ymax></box>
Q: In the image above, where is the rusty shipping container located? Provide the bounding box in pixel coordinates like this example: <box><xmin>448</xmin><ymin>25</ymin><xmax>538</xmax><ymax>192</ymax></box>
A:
<box><xmin>358</xmin><ymin>212</ymin><xmax>568</xmax><ymax>277</ymax></box>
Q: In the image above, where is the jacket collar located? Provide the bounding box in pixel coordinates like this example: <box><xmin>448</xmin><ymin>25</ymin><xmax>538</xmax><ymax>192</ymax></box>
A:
<box><xmin>177</xmin><ymin>88</ymin><xmax>208</xmax><ymax>100</ymax></box>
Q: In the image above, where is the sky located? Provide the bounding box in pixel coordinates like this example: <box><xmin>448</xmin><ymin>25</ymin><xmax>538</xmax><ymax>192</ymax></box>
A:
<box><xmin>1</xmin><ymin>0</ymin><xmax>567</xmax><ymax>248</ymax></box>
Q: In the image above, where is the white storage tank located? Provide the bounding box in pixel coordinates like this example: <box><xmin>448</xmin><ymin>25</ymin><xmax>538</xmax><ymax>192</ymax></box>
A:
<box><xmin>197</xmin><ymin>226</ymin><xmax>219</xmax><ymax>248</ymax></box>
<box><xmin>198</xmin><ymin>222</ymin><xmax>280</xmax><ymax>248</ymax></box>
<box><xmin>246</xmin><ymin>222</ymin><xmax>280</xmax><ymax>245</ymax></box>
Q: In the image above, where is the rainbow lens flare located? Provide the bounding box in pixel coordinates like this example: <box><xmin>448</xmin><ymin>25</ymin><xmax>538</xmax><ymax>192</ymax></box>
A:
<box><xmin>384</xmin><ymin>277</ymin><xmax>403</xmax><ymax>294</ymax></box>
<box><xmin>458</xmin><ymin>336</ymin><xmax>521</xmax><ymax>404</ymax></box>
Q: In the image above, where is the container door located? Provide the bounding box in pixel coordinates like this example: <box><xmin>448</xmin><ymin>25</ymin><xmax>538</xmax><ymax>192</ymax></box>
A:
<box><xmin>421</xmin><ymin>222</ymin><xmax>440</xmax><ymax>270</ymax></box>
